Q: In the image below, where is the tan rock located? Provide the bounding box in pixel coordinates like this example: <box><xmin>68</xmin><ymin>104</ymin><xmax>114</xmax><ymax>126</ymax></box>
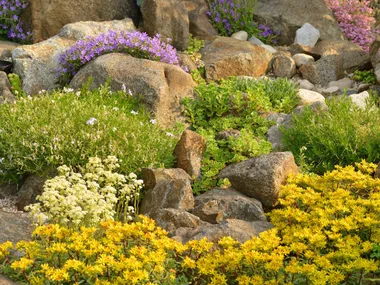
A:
<box><xmin>272</xmin><ymin>54</ymin><xmax>296</xmax><ymax>78</ymax></box>
<box><xmin>218</xmin><ymin>152</ymin><xmax>299</xmax><ymax>208</ymax></box>
<box><xmin>141</xmin><ymin>0</ymin><xmax>189</xmax><ymax>51</ymax></box>
<box><xmin>140</xmin><ymin>179</ymin><xmax>195</xmax><ymax>215</ymax></box>
<box><xmin>184</xmin><ymin>0</ymin><xmax>218</xmax><ymax>37</ymax></box>
<box><xmin>22</xmin><ymin>0</ymin><xmax>139</xmax><ymax>42</ymax></box>
<box><xmin>201</xmin><ymin>37</ymin><xmax>273</xmax><ymax>81</ymax></box>
<box><xmin>174</xmin><ymin>130</ymin><xmax>206</xmax><ymax>179</ymax></box>
<box><xmin>69</xmin><ymin>53</ymin><xmax>195</xmax><ymax>128</ymax></box>
<box><xmin>142</xmin><ymin>168</ymin><xmax>191</xmax><ymax>190</ymax></box>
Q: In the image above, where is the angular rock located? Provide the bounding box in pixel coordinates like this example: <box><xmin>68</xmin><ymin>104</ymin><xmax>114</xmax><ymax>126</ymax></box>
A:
<box><xmin>328</xmin><ymin>78</ymin><xmax>353</xmax><ymax>90</ymax></box>
<box><xmin>146</xmin><ymin>208</ymin><xmax>203</xmax><ymax>235</ymax></box>
<box><xmin>293</xmin><ymin>53</ymin><xmax>314</xmax><ymax>67</ymax></box>
<box><xmin>299</xmin><ymin>49</ymin><xmax>344</xmax><ymax>85</ymax></box>
<box><xmin>201</xmin><ymin>37</ymin><xmax>273</xmax><ymax>81</ymax></box>
<box><xmin>272</xmin><ymin>54</ymin><xmax>296</xmax><ymax>78</ymax></box>
<box><xmin>69</xmin><ymin>53</ymin><xmax>195</xmax><ymax>128</ymax></box>
<box><xmin>174</xmin><ymin>130</ymin><xmax>206</xmax><ymax>179</ymax></box>
<box><xmin>0</xmin><ymin>41</ymin><xmax>20</xmax><ymax>60</ymax></box>
<box><xmin>12</xmin><ymin>19</ymin><xmax>136</xmax><ymax>95</ymax></box>
<box><xmin>298</xmin><ymin>89</ymin><xmax>325</xmax><ymax>106</ymax></box>
<box><xmin>173</xmin><ymin>219</ymin><xmax>273</xmax><ymax>244</ymax></box>
<box><xmin>312</xmin><ymin>40</ymin><xmax>371</xmax><ymax>74</ymax></box>
<box><xmin>191</xmin><ymin>188</ymin><xmax>267</xmax><ymax>224</ymax></box>
<box><xmin>253</xmin><ymin>0</ymin><xmax>344</xmax><ymax>46</ymax></box>
<box><xmin>231</xmin><ymin>31</ymin><xmax>248</xmax><ymax>41</ymax></box>
<box><xmin>358</xmin><ymin>84</ymin><xmax>370</xmax><ymax>93</ymax></box>
<box><xmin>218</xmin><ymin>152</ymin><xmax>299</xmax><ymax>208</ymax></box>
<box><xmin>141</xmin><ymin>0</ymin><xmax>189</xmax><ymax>51</ymax></box>
<box><xmin>21</xmin><ymin>0</ymin><xmax>139</xmax><ymax>42</ymax></box>
<box><xmin>297</xmin><ymin>79</ymin><xmax>315</xmax><ymax>90</ymax></box>
<box><xmin>349</xmin><ymin>91</ymin><xmax>370</xmax><ymax>110</ymax></box>
<box><xmin>294</xmin><ymin>23</ymin><xmax>320</xmax><ymax>47</ymax></box>
<box><xmin>0</xmin><ymin>211</ymin><xmax>33</xmax><ymax>244</ymax></box>
<box><xmin>17</xmin><ymin>169</ymin><xmax>57</xmax><ymax>211</ymax></box>
<box><xmin>266</xmin><ymin>114</ymin><xmax>293</xmax><ymax>151</ymax></box>
<box><xmin>142</xmin><ymin>168</ymin><xmax>191</xmax><ymax>190</ymax></box>
<box><xmin>184</xmin><ymin>0</ymin><xmax>218</xmax><ymax>37</ymax></box>
<box><xmin>140</xmin><ymin>179</ymin><xmax>195</xmax><ymax>215</ymax></box>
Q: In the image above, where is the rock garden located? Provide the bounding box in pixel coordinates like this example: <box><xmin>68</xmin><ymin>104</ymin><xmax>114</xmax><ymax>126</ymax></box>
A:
<box><xmin>0</xmin><ymin>0</ymin><xmax>379</xmax><ymax>284</ymax></box>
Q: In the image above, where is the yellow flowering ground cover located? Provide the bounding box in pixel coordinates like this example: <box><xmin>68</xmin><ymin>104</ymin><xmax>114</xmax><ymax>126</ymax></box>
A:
<box><xmin>0</xmin><ymin>161</ymin><xmax>379</xmax><ymax>284</ymax></box>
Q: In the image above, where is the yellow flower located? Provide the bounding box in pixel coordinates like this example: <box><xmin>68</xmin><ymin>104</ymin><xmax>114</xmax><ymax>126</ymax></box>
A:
<box><xmin>182</xmin><ymin>256</ymin><xmax>196</xmax><ymax>269</ymax></box>
<box><xmin>11</xmin><ymin>257</ymin><xmax>34</xmax><ymax>270</ymax></box>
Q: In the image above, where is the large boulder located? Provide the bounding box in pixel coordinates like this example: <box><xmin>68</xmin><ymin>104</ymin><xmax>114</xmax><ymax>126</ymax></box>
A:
<box><xmin>201</xmin><ymin>37</ymin><xmax>273</xmax><ymax>81</ymax></box>
<box><xmin>22</xmin><ymin>0</ymin><xmax>139</xmax><ymax>43</ymax></box>
<box><xmin>69</xmin><ymin>53</ymin><xmax>195</xmax><ymax>128</ymax></box>
<box><xmin>174</xmin><ymin>130</ymin><xmax>206</xmax><ymax>180</ymax></box>
<box><xmin>253</xmin><ymin>0</ymin><xmax>344</xmax><ymax>45</ymax></box>
<box><xmin>140</xmin><ymin>179</ymin><xmax>195</xmax><ymax>215</ymax></box>
<box><xmin>299</xmin><ymin>49</ymin><xmax>344</xmax><ymax>85</ymax></box>
<box><xmin>142</xmin><ymin>168</ymin><xmax>191</xmax><ymax>190</ymax></box>
<box><xmin>141</xmin><ymin>0</ymin><xmax>189</xmax><ymax>51</ymax></box>
<box><xmin>146</xmin><ymin>208</ymin><xmax>203</xmax><ymax>235</ymax></box>
<box><xmin>312</xmin><ymin>40</ymin><xmax>371</xmax><ymax>74</ymax></box>
<box><xmin>173</xmin><ymin>219</ymin><xmax>273</xmax><ymax>244</ymax></box>
<box><xmin>12</xmin><ymin>19</ymin><xmax>136</xmax><ymax>96</ymax></box>
<box><xmin>0</xmin><ymin>211</ymin><xmax>33</xmax><ymax>244</ymax></box>
<box><xmin>191</xmin><ymin>188</ymin><xmax>267</xmax><ymax>224</ymax></box>
<box><xmin>218</xmin><ymin>152</ymin><xmax>299</xmax><ymax>208</ymax></box>
<box><xmin>184</xmin><ymin>0</ymin><xmax>218</xmax><ymax>37</ymax></box>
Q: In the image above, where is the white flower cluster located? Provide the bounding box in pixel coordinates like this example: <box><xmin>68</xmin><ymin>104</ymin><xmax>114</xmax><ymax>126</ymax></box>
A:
<box><xmin>25</xmin><ymin>156</ymin><xmax>143</xmax><ymax>228</ymax></box>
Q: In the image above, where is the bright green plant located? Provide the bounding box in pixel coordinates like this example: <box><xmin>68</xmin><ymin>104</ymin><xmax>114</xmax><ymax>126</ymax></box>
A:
<box><xmin>353</xmin><ymin>70</ymin><xmax>377</xmax><ymax>85</ymax></box>
<box><xmin>7</xmin><ymin>73</ymin><xmax>25</xmax><ymax>98</ymax></box>
<box><xmin>1</xmin><ymin>162</ymin><xmax>379</xmax><ymax>284</ymax></box>
<box><xmin>25</xmin><ymin>156</ymin><xmax>143</xmax><ymax>228</ymax></box>
<box><xmin>281</xmin><ymin>96</ymin><xmax>380</xmax><ymax>174</ymax></box>
<box><xmin>183</xmin><ymin>77</ymin><xmax>299</xmax><ymax>193</ymax></box>
<box><xmin>0</xmin><ymin>83</ymin><xmax>178</xmax><ymax>183</ymax></box>
<box><xmin>185</xmin><ymin>34</ymin><xmax>205</xmax><ymax>70</ymax></box>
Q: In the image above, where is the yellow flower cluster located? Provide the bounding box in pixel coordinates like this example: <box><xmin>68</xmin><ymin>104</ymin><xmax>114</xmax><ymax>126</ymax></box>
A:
<box><xmin>0</xmin><ymin>162</ymin><xmax>379</xmax><ymax>284</ymax></box>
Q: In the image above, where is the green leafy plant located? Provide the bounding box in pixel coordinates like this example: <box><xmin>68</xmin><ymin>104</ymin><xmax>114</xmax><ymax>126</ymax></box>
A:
<box><xmin>183</xmin><ymin>77</ymin><xmax>299</xmax><ymax>193</ymax></box>
<box><xmin>281</xmin><ymin>96</ymin><xmax>380</xmax><ymax>174</ymax></box>
<box><xmin>185</xmin><ymin>34</ymin><xmax>205</xmax><ymax>70</ymax></box>
<box><xmin>7</xmin><ymin>73</ymin><xmax>25</xmax><ymax>98</ymax></box>
<box><xmin>353</xmin><ymin>70</ymin><xmax>377</xmax><ymax>85</ymax></box>
<box><xmin>0</xmin><ymin>83</ymin><xmax>178</xmax><ymax>183</ymax></box>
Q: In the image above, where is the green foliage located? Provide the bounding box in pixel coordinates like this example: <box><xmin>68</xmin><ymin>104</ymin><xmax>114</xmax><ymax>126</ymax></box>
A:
<box><xmin>185</xmin><ymin>34</ymin><xmax>205</xmax><ymax>55</ymax></box>
<box><xmin>183</xmin><ymin>77</ymin><xmax>299</xmax><ymax>193</ymax></box>
<box><xmin>371</xmin><ymin>243</ymin><xmax>380</xmax><ymax>259</ymax></box>
<box><xmin>0</xmin><ymin>84</ymin><xmax>178</xmax><ymax>183</ymax></box>
<box><xmin>281</xmin><ymin>96</ymin><xmax>380</xmax><ymax>174</ymax></box>
<box><xmin>7</xmin><ymin>73</ymin><xmax>25</xmax><ymax>98</ymax></box>
<box><xmin>353</xmin><ymin>70</ymin><xmax>377</xmax><ymax>85</ymax></box>
<box><xmin>25</xmin><ymin>156</ymin><xmax>143</xmax><ymax>228</ymax></box>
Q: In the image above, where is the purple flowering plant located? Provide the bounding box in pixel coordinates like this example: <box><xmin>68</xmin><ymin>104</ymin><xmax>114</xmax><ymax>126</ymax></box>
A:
<box><xmin>0</xmin><ymin>0</ymin><xmax>31</xmax><ymax>42</ymax></box>
<box><xmin>206</xmin><ymin>0</ymin><xmax>279</xmax><ymax>44</ymax></box>
<box><xmin>57</xmin><ymin>30</ymin><xmax>181</xmax><ymax>85</ymax></box>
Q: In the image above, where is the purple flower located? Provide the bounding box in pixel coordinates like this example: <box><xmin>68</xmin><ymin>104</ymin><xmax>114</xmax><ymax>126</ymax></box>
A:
<box><xmin>57</xmin><ymin>30</ymin><xmax>183</xmax><ymax>84</ymax></box>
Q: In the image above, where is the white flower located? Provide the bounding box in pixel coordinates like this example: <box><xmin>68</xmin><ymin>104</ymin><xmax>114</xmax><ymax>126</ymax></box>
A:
<box><xmin>75</xmin><ymin>91</ymin><xmax>81</xmax><ymax>97</ymax></box>
<box><xmin>131</xmin><ymin>110</ymin><xmax>138</xmax><ymax>115</ymax></box>
<box><xmin>51</xmin><ymin>100</ymin><xmax>55</xmax><ymax>103</ymax></box>
<box><xmin>63</xmin><ymin>87</ymin><xmax>74</xmax><ymax>93</ymax></box>
<box><xmin>112</xmin><ymin>107</ymin><xmax>119</xmax><ymax>111</ymax></box>
<box><xmin>121</xmin><ymin>84</ymin><xmax>127</xmax><ymax>93</ymax></box>
<box><xmin>86</xmin><ymin>117</ymin><xmax>97</xmax><ymax>125</ymax></box>
<box><xmin>112</xmin><ymin>127</ymin><xmax>117</xmax><ymax>132</ymax></box>
<box><xmin>166</xmin><ymin>132</ymin><xmax>175</xmax><ymax>137</ymax></box>
<box><xmin>0</xmin><ymin>158</ymin><xmax>4</xmax><ymax>163</ymax></box>
<box><xmin>128</xmin><ymin>89</ymin><xmax>133</xmax><ymax>96</ymax></box>
<box><xmin>38</xmin><ymin>89</ymin><xmax>46</xmax><ymax>94</ymax></box>
<box><xmin>150</xmin><ymin>119</ymin><xmax>156</xmax><ymax>125</ymax></box>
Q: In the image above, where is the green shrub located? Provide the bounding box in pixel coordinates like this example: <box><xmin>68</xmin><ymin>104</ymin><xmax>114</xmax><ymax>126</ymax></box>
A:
<box><xmin>0</xmin><ymin>84</ymin><xmax>178</xmax><ymax>183</ymax></box>
<box><xmin>281</xmin><ymin>96</ymin><xmax>380</xmax><ymax>174</ymax></box>
<box><xmin>353</xmin><ymin>70</ymin><xmax>377</xmax><ymax>85</ymax></box>
<box><xmin>183</xmin><ymin>77</ymin><xmax>299</xmax><ymax>193</ymax></box>
<box><xmin>7</xmin><ymin>73</ymin><xmax>25</xmax><ymax>98</ymax></box>
<box><xmin>26</xmin><ymin>156</ymin><xmax>143</xmax><ymax>228</ymax></box>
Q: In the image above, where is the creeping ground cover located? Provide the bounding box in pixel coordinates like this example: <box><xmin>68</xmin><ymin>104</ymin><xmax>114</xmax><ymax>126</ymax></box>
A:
<box><xmin>57</xmin><ymin>30</ymin><xmax>182</xmax><ymax>85</ymax></box>
<box><xmin>0</xmin><ymin>83</ymin><xmax>178</xmax><ymax>184</ymax></box>
<box><xmin>1</xmin><ymin>162</ymin><xmax>379</xmax><ymax>284</ymax></box>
